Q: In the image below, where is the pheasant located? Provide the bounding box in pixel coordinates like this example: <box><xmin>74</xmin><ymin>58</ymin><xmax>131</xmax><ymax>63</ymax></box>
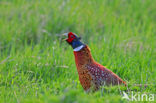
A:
<box><xmin>63</xmin><ymin>32</ymin><xmax>126</xmax><ymax>92</ymax></box>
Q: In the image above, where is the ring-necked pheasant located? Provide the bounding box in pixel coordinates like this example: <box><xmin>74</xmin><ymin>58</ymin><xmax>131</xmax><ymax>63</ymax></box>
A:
<box><xmin>63</xmin><ymin>32</ymin><xmax>126</xmax><ymax>92</ymax></box>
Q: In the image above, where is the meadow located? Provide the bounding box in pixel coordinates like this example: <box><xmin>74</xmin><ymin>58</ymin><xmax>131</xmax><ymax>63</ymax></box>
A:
<box><xmin>0</xmin><ymin>0</ymin><xmax>156</xmax><ymax>103</ymax></box>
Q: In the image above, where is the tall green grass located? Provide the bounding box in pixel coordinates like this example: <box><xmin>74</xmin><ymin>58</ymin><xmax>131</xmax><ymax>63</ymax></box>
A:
<box><xmin>0</xmin><ymin>0</ymin><xmax>156</xmax><ymax>102</ymax></box>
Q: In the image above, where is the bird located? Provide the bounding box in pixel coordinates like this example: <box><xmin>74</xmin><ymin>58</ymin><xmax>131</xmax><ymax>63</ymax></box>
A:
<box><xmin>63</xmin><ymin>32</ymin><xmax>126</xmax><ymax>92</ymax></box>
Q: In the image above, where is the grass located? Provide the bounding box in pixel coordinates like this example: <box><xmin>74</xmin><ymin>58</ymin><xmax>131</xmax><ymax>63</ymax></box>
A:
<box><xmin>0</xmin><ymin>0</ymin><xmax>156</xmax><ymax>102</ymax></box>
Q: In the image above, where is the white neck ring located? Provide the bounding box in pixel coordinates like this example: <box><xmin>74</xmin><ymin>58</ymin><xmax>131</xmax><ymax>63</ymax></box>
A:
<box><xmin>73</xmin><ymin>45</ymin><xmax>84</xmax><ymax>51</ymax></box>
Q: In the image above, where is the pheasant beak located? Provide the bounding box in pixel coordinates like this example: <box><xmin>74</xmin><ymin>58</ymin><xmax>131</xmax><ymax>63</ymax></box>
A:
<box><xmin>62</xmin><ymin>33</ymin><xmax>68</xmax><ymax>41</ymax></box>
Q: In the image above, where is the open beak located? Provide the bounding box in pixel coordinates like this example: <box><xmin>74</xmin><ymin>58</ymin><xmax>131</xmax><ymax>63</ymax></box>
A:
<box><xmin>62</xmin><ymin>33</ymin><xmax>68</xmax><ymax>41</ymax></box>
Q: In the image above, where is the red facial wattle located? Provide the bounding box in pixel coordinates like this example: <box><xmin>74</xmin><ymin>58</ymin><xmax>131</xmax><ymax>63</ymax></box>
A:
<box><xmin>66</xmin><ymin>32</ymin><xmax>76</xmax><ymax>43</ymax></box>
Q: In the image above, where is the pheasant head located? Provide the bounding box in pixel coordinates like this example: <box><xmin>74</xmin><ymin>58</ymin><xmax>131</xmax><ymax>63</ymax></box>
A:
<box><xmin>63</xmin><ymin>32</ymin><xmax>85</xmax><ymax>51</ymax></box>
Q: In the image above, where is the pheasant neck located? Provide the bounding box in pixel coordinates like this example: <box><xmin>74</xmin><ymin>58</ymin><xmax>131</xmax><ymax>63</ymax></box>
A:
<box><xmin>70</xmin><ymin>39</ymin><xmax>84</xmax><ymax>49</ymax></box>
<box><xmin>74</xmin><ymin>45</ymin><xmax>94</xmax><ymax>67</ymax></box>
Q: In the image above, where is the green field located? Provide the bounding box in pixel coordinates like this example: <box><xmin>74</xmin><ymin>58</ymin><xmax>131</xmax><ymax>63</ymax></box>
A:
<box><xmin>0</xmin><ymin>0</ymin><xmax>156</xmax><ymax>103</ymax></box>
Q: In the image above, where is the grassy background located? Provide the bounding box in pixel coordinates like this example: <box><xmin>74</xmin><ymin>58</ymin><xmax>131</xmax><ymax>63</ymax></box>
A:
<box><xmin>0</xmin><ymin>0</ymin><xmax>156</xmax><ymax>102</ymax></box>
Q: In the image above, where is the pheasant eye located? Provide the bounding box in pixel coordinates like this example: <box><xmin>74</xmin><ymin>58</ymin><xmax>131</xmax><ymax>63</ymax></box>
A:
<box><xmin>70</xmin><ymin>35</ymin><xmax>74</xmax><ymax>38</ymax></box>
